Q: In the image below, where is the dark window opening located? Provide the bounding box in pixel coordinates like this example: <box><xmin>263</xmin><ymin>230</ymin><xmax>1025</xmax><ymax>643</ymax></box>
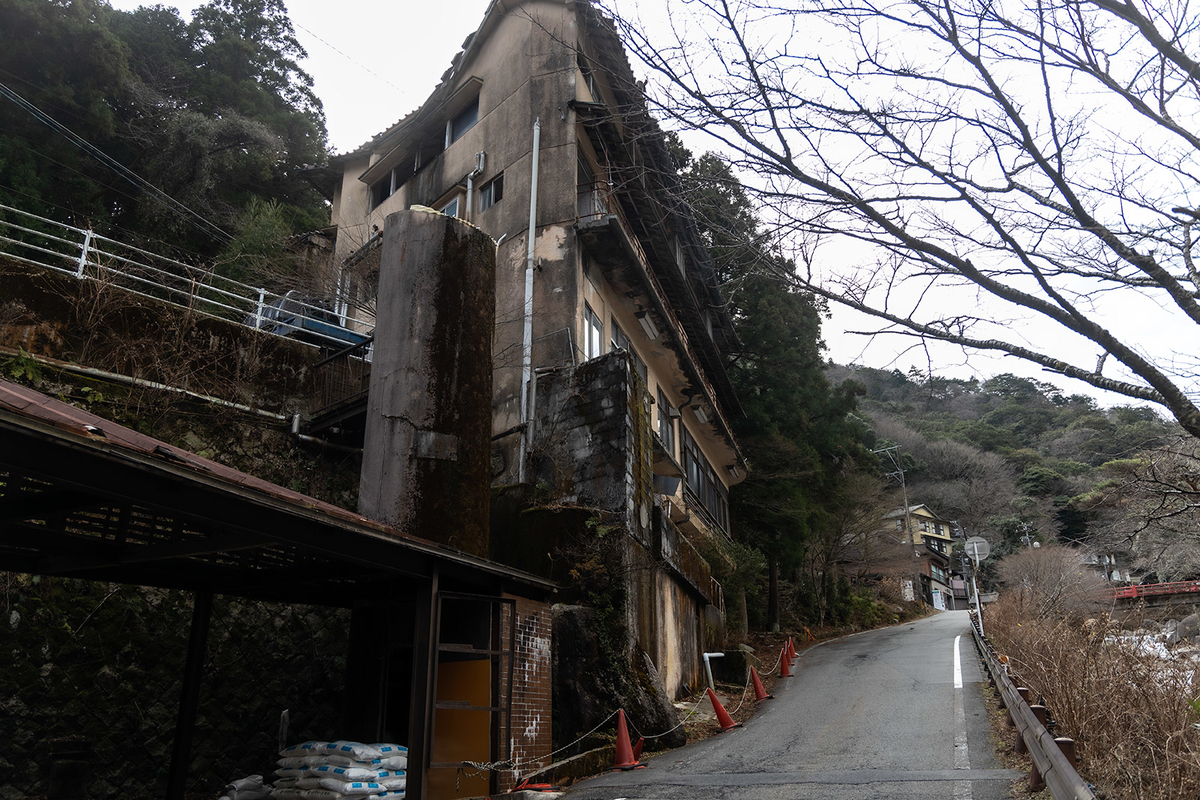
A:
<box><xmin>448</xmin><ymin>96</ymin><xmax>479</xmax><ymax>145</ymax></box>
<box><xmin>479</xmin><ymin>174</ymin><xmax>504</xmax><ymax>211</ymax></box>
<box><xmin>681</xmin><ymin>426</ymin><xmax>729</xmax><ymax>533</ymax></box>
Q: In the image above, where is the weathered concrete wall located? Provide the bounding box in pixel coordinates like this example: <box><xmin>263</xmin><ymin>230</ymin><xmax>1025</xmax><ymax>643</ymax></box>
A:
<box><xmin>528</xmin><ymin>350</ymin><xmax>716</xmax><ymax>698</ymax></box>
<box><xmin>358</xmin><ymin>211</ymin><xmax>495</xmax><ymax>556</ymax></box>
<box><xmin>528</xmin><ymin>351</ymin><xmax>640</xmax><ymax>535</ymax></box>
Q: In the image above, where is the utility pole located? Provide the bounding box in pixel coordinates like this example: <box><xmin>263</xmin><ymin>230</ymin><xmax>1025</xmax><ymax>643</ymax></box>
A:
<box><xmin>875</xmin><ymin>445</ymin><xmax>921</xmax><ymax>606</ymax></box>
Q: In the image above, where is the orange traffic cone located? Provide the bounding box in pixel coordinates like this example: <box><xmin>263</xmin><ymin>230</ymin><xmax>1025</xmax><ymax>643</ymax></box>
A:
<box><xmin>611</xmin><ymin>710</ymin><xmax>646</xmax><ymax>770</ymax></box>
<box><xmin>779</xmin><ymin>646</ymin><xmax>793</xmax><ymax>677</ymax></box>
<box><xmin>751</xmin><ymin>667</ymin><xmax>773</xmax><ymax>700</ymax></box>
<box><xmin>788</xmin><ymin>637</ymin><xmax>797</xmax><ymax>661</ymax></box>
<box><xmin>707</xmin><ymin>687</ymin><xmax>743</xmax><ymax>732</ymax></box>
<box><xmin>632</xmin><ymin>737</ymin><xmax>644</xmax><ymax>760</ymax></box>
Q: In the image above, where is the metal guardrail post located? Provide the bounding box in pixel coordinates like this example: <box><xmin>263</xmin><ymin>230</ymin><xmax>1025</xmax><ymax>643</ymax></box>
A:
<box><xmin>969</xmin><ymin>615</ymin><xmax>1096</xmax><ymax>799</ymax></box>
<box><xmin>253</xmin><ymin>288</ymin><xmax>266</xmax><ymax>329</ymax></box>
<box><xmin>75</xmin><ymin>229</ymin><xmax>93</xmax><ymax>278</ymax></box>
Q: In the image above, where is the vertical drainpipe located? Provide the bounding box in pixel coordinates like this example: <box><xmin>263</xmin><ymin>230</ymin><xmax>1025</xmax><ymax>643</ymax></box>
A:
<box><xmin>518</xmin><ymin>118</ymin><xmax>541</xmax><ymax>484</ymax></box>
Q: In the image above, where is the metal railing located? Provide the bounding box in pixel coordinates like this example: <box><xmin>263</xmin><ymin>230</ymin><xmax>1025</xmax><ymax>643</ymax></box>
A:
<box><xmin>312</xmin><ymin>336</ymin><xmax>374</xmax><ymax>416</ymax></box>
<box><xmin>970</xmin><ymin>614</ymin><xmax>1096</xmax><ymax>799</ymax></box>
<box><xmin>1107</xmin><ymin>580</ymin><xmax>1200</xmax><ymax>599</ymax></box>
<box><xmin>576</xmin><ymin>180</ymin><xmax>654</xmax><ymax>271</ymax></box>
<box><xmin>0</xmin><ymin>203</ymin><xmax>373</xmax><ymax>350</ymax></box>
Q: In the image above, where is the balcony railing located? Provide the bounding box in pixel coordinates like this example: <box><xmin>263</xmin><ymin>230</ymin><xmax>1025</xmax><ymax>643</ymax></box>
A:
<box><xmin>0</xmin><ymin>202</ymin><xmax>373</xmax><ymax>350</ymax></box>
<box><xmin>576</xmin><ymin>180</ymin><xmax>655</xmax><ymax>270</ymax></box>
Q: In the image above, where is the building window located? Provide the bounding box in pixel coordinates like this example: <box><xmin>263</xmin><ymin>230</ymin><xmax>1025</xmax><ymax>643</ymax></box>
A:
<box><xmin>931</xmin><ymin>564</ymin><xmax>948</xmax><ymax>584</ymax></box>
<box><xmin>479</xmin><ymin>173</ymin><xmax>503</xmax><ymax>211</ymax></box>
<box><xmin>446</xmin><ymin>96</ymin><xmax>479</xmax><ymax>147</ymax></box>
<box><xmin>934</xmin><ymin>522</ymin><xmax>944</xmax><ymax>536</ymax></box>
<box><xmin>657</xmin><ymin>388</ymin><xmax>676</xmax><ymax>457</ymax></box>
<box><xmin>440</xmin><ymin>197</ymin><xmax>460</xmax><ymax>218</ymax></box>
<box><xmin>583</xmin><ymin>303</ymin><xmax>603</xmax><ymax>360</ymax></box>
<box><xmin>681</xmin><ymin>425</ymin><xmax>729</xmax><ymax>533</ymax></box>
<box><xmin>610</xmin><ymin>318</ymin><xmax>646</xmax><ymax>381</ymax></box>
<box><xmin>371</xmin><ymin>167</ymin><xmax>400</xmax><ymax>209</ymax></box>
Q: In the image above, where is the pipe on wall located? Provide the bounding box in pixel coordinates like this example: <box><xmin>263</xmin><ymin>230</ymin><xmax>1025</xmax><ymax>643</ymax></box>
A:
<box><xmin>518</xmin><ymin>118</ymin><xmax>541</xmax><ymax>483</ymax></box>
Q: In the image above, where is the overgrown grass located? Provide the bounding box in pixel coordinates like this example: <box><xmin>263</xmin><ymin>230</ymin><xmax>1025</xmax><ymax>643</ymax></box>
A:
<box><xmin>986</xmin><ymin>595</ymin><xmax>1200</xmax><ymax>799</ymax></box>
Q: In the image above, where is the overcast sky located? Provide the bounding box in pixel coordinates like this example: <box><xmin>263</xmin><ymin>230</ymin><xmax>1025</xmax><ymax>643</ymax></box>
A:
<box><xmin>101</xmin><ymin>0</ymin><xmax>1155</xmax><ymax>407</ymax></box>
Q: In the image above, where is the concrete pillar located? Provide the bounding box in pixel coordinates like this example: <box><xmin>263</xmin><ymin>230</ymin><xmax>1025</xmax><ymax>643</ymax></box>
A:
<box><xmin>359</xmin><ymin>210</ymin><xmax>495</xmax><ymax>557</ymax></box>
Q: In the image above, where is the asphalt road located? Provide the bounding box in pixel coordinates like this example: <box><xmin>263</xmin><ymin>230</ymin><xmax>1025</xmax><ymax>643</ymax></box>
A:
<box><xmin>564</xmin><ymin>610</ymin><xmax>1021</xmax><ymax>800</ymax></box>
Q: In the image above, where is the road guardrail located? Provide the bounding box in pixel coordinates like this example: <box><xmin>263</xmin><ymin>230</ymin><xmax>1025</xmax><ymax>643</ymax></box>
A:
<box><xmin>969</xmin><ymin>613</ymin><xmax>1096</xmax><ymax>799</ymax></box>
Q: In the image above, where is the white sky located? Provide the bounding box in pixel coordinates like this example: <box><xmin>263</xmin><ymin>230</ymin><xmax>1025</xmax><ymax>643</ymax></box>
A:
<box><xmin>102</xmin><ymin>0</ymin><xmax>1162</xmax><ymax>409</ymax></box>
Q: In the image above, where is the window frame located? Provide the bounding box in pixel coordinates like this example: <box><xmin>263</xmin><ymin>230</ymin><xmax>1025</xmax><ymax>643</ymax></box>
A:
<box><xmin>478</xmin><ymin>173</ymin><xmax>504</xmax><ymax>212</ymax></box>
<box><xmin>446</xmin><ymin>96</ymin><xmax>480</xmax><ymax>147</ymax></box>
<box><xmin>657</xmin><ymin>387</ymin><xmax>676</xmax><ymax>458</ymax></box>
<box><xmin>583</xmin><ymin>303</ymin><xmax>604</xmax><ymax>361</ymax></box>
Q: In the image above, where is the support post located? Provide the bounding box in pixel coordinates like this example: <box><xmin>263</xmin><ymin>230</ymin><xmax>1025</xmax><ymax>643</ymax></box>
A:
<box><xmin>166</xmin><ymin>589</ymin><xmax>213</xmax><ymax>800</ymax></box>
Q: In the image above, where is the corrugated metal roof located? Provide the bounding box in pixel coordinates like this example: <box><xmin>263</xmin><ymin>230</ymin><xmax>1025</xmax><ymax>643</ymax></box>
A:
<box><xmin>0</xmin><ymin>377</ymin><xmax>556</xmax><ymax>595</ymax></box>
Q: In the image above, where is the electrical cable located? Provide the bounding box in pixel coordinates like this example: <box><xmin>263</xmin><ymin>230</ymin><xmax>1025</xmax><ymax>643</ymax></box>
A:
<box><xmin>0</xmin><ymin>79</ymin><xmax>233</xmax><ymax>244</ymax></box>
<box><xmin>293</xmin><ymin>23</ymin><xmax>407</xmax><ymax>98</ymax></box>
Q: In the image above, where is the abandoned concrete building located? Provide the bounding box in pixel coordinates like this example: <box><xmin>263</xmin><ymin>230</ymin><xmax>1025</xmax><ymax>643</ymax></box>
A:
<box><xmin>321</xmin><ymin>0</ymin><xmax>747</xmax><ymax>708</ymax></box>
<box><xmin>0</xmin><ymin>2</ymin><xmax>750</xmax><ymax>799</ymax></box>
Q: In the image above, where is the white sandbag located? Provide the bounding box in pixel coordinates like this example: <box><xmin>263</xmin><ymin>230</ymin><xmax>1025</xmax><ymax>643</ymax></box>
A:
<box><xmin>277</xmin><ymin>740</ymin><xmax>408</xmax><ymax>774</ymax></box>
<box><xmin>369</xmin><ymin>744</ymin><xmax>407</xmax><ymax>760</ymax></box>
<box><xmin>279</xmin><ymin>741</ymin><xmax>330</xmax><ymax>759</ymax></box>
<box><xmin>307</xmin><ymin>765</ymin><xmax>385</xmax><ymax>782</ymax></box>
<box><xmin>224</xmin><ymin>774</ymin><xmax>271</xmax><ymax>800</ymax></box>
<box><xmin>322</xmin><ymin>741</ymin><xmax>389</xmax><ymax>762</ymax></box>
<box><xmin>268</xmin><ymin>788</ymin><xmax>306</xmax><ymax>799</ymax></box>
<box><xmin>314</xmin><ymin>778</ymin><xmax>385</xmax><ymax>795</ymax></box>
<box><xmin>319</xmin><ymin>754</ymin><xmax>407</xmax><ymax>771</ymax></box>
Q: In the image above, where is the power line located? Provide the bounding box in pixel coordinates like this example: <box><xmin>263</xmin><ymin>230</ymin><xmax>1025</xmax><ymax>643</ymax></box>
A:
<box><xmin>0</xmin><ymin>79</ymin><xmax>233</xmax><ymax>244</ymax></box>
<box><xmin>293</xmin><ymin>22</ymin><xmax>407</xmax><ymax>97</ymax></box>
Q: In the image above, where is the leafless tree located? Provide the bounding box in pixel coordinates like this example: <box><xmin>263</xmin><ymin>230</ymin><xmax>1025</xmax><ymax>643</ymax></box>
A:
<box><xmin>1081</xmin><ymin>435</ymin><xmax>1200</xmax><ymax>579</ymax></box>
<box><xmin>607</xmin><ymin>0</ymin><xmax>1200</xmax><ymax>435</ymax></box>
<box><xmin>997</xmin><ymin>543</ymin><xmax>1106</xmax><ymax>618</ymax></box>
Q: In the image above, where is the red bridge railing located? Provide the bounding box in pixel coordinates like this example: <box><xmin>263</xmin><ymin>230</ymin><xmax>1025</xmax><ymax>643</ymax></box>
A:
<box><xmin>1108</xmin><ymin>580</ymin><xmax>1200</xmax><ymax>599</ymax></box>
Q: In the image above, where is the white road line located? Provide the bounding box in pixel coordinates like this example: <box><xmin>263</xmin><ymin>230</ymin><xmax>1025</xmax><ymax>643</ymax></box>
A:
<box><xmin>953</xmin><ymin>634</ymin><xmax>972</xmax><ymax>799</ymax></box>
<box><xmin>954</xmin><ymin>634</ymin><xmax>963</xmax><ymax>688</ymax></box>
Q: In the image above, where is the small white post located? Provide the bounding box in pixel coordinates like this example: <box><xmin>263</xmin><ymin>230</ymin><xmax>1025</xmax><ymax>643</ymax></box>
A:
<box><xmin>75</xmin><ymin>229</ymin><xmax>93</xmax><ymax>278</ymax></box>
<box><xmin>253</xmin><ymin>288</ymin><xmax>266</xmax><ymax>328</ymax></box>
<box><xmin>703</xmin><ymin>652</ymin><xmax>725</xmax><ymax>692</ymax></box>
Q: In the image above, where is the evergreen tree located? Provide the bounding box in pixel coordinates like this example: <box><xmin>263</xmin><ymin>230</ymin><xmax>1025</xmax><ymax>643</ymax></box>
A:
<box><xmin>674</xmin><ymin>141</ymin><xmax>871</xmax><ymax>627</ymax></box>
<box><xmin>0</xmin><ymin>0</ymin><xmax>330</xmax><ymax>262</ymax></box>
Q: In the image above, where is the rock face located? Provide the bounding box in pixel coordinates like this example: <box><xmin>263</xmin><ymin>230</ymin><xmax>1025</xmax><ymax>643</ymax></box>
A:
<box><xmin>1167</xmin><ymin>614</ymin><xmax>1199</xmax><ymax>645</ymax></box>
<box><xmin>552</xmin><ymin>604</ymin><xmax>686</xmax><ymax>751</ymax></box>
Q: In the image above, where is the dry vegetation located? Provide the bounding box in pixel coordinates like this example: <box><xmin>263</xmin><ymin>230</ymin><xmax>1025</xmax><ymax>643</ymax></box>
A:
<box><xmin>987</xmin><ymin>595</ymin><xmax>1200</xmax><ymax>799</ymax></box>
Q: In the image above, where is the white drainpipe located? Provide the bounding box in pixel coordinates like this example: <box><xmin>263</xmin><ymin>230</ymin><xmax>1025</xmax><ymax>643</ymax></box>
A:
<box><xmin>465</xmin><ymin>151</ymin><xmax>486</xmax><ymax>222</ymax></box>
<box><xmin>518</xmin><ymin>119</ymin><xmax>540</xmax><ymax>483</ymax></box>
<box><xmin>703</xmin><ymin>652</ymin><xmax>725</xmax><ymax>692</ymax></box>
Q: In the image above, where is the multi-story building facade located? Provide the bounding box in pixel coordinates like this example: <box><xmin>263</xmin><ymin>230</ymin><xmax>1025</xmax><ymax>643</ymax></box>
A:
<box><xmin>324</xmin><ymin>0</ymin><xmax>747</xmax><ymax>713</ymax></box>
<box><xmin>886</xmin><ymin>504</ymin><xmax>962</xmax><ymax>609</ymax></box>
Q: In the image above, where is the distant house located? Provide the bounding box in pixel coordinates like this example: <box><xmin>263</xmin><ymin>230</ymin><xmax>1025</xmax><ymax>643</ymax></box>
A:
<box><xmin>885</xmin><ymin>504</ymin><xmax>966</xmax><ymax>609</ymax></box>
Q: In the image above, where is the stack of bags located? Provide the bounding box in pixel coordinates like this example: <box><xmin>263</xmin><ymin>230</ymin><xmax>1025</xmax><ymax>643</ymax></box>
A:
<box><xmin>271</xmin><ymin>741</ymin><xmax>408</xmax><ymax>799</ymax></box>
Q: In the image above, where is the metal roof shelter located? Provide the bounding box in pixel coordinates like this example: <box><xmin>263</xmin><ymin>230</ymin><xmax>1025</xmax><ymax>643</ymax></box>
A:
<box><xmin>0</xmin><ymin>377</ymin><xmax>555</xmax><ymax>799</ymax></box>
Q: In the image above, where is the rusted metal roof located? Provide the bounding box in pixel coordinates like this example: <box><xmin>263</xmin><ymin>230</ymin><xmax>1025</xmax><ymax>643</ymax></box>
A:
<box><xmin>0</xmin><ymin>377</ymin><xmax>555</xmax><ymax>601</ymax></box>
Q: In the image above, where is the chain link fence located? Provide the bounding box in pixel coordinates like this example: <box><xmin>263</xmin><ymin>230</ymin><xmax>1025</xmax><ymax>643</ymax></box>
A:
<box><xmin>1</xmin><ymin>575</ymin><xmax>349</xmax><ymax>799</ymax></box>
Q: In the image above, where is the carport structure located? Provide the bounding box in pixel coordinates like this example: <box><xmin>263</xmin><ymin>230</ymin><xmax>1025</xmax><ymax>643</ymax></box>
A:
<box><xmin>0</xmin><ymin>377</ymin><xmax>556</xmax><ymax>799</ymax></box>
